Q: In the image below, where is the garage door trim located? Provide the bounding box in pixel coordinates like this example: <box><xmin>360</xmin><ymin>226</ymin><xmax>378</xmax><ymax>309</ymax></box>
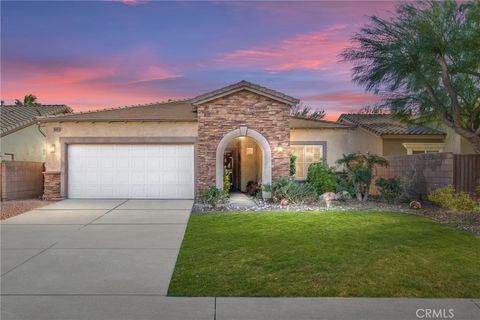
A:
<box><xmin>59</xmin><ymin>137</ymin><xmax>197</xmax><ymax>198</ymax></box>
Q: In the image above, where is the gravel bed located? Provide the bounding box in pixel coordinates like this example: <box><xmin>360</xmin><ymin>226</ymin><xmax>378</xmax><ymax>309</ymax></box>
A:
<box><xmin>0</xmin><ymin>199</ymin><xmax>57</xmax><ymax>220</ymax></box>
<box><xmin>192</xmin><ymin>198</ymin><xmax>480</xmax><ymax>236</ymax></box>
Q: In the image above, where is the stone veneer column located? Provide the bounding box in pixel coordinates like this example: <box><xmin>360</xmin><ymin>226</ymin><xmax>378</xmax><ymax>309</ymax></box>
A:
<box><xmin>196</xmin><ymin>90</ymin><xmax>291</xmax><ymax>197</ymax></box>
<box><xmin>43</xmin><ymin>171</ymin><xmax>63</xmax><ymax>200</ymax></box>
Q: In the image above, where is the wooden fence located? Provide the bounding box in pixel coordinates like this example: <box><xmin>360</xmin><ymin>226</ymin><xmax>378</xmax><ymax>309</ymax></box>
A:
<box><xmin>453</xmin><ymin>154</ymin><xmax>480</xmax><ymax>199</ymax></box>
<box><xmin>0</xmin><ymin>161</ymin><xmax>45</xmax><ymax>201</ymax></box>
<box><xmin>374</xmin><ymin>152</ymin><xmax>480</xmax><ymax>200</ymax></box>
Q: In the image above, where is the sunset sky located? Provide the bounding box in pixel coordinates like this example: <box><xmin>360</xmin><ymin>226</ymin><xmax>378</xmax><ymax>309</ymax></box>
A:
<box><xmin>1</xmin><ymin>1</ymin><xmax>399</xmax><ymax>120</ymax></box>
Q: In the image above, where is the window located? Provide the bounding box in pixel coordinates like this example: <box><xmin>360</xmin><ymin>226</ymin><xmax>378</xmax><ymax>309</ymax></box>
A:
<box><xmin>402</xmin><ymin>143</ymin><xmax>444</xmax><ymax>155</ymax></box>
<box><xmin>291</xmin><ymin>144</ymin><xmax>324</xmax><ymax>180</ymax></box>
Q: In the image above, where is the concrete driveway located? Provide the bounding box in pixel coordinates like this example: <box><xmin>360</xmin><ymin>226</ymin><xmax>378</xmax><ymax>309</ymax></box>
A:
<box><xmin>1</xmin><ymin>199</ymin><xmax>214</xmax><ymax>320</ymax></box>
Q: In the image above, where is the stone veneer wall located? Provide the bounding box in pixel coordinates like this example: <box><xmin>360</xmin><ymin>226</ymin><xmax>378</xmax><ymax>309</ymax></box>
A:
<box><xmin>43</xmin><ymin>171</ymin><xmax>63</xmax><ymax>200</ymax></box>
<box><xmin>196</xmin><ymin>90</ymin><xmax>291</xmax><ymax>194</ymax></box>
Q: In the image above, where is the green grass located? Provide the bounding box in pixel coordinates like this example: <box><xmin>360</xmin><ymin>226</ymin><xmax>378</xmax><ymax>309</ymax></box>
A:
<box><xmin>168</xmin><ymin>211</ymin><xmax>480</xmax><ymax>298</ymax></box>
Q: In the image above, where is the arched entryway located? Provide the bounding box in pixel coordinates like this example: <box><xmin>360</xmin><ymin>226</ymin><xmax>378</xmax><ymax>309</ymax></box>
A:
<box><xmin>216</xmin><ymin>127</ymin><xmax>272</xmax><ymax>197</ymax></box>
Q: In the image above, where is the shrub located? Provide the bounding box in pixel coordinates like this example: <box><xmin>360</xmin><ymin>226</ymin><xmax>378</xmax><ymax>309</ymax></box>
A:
<box><xmin>336</xmin><ymin>174</ymin><xmax>356</xmax><ymax>196</ymax></box>
<box><xmin>307</xmin><ymin>162</ymin><xmax>337</xmax><ymax>195</ymax></box>
<box><xmin>289</xmin><ymin>153</ymin><xmax>297</xmax><ymax>177</ymax></box>
<box><xmin>375</xmin><ymin>177</ymin><xmax>402</xmax><ymax>204</ymax></box>
<box><xmin>223</xmin><ymin>169</ymin><xmax>232</xmax><ymax>193</ymax></box>
<box><xmin>336</xmin><ymin>152</ymin><xmax>388</xmax><ymax>201</ymax></box>
<box><xmin>201</xmin><ymin>186</ymin><xmax>229</xmax><ymax>208</ymax></box>
<box><xmin>263</xmin><ymin>178</ymin><xmax>317</xmax><ymax>204</ymax></box>
<box><xmin>428</xmin><ymin>185</ymin><xmax>477</xmax><ymax>212</ymax></box>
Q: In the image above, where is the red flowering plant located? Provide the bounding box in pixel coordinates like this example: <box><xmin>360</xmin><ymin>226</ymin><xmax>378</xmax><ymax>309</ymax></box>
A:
<box><xmin>375</xmin><ymin>177</ymin><xmax>402</xmax><ymax>204</ymax></box>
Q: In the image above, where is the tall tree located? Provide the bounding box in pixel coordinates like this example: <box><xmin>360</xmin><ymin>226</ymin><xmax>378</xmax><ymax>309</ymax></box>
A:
<box><xmin>291</xmin><ymin>102</ymin><xmax>326</xmax><ymax>120</ymax></box>
<box><xmin>342</xmin><ymin>0</ymin><xmax>480</xmax><ymax>152</ymax></box>
<box><xmin>15</xmin><ymin>94</ymin><xmax>38</xmax><ymax>106</ymax></box>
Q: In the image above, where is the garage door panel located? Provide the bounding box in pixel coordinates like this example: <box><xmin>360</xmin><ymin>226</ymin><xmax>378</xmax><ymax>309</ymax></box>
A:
<box><xmin>68</xmin><ymin>144</ymin><xmax>194</xmax><ymax>199</ymax></box>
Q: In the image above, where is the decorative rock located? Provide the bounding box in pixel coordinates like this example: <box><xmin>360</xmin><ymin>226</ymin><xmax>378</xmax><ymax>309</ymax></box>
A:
<box><xmin>319</xmin><ymin>192</ymin><xmax>337</xmax><ymax>207</ymax></box>
<box><xmin>409</xmin><ymin>201</ymin><xmax>422</xmax><ymax>209</ymax></box>
<box><xmin>280</xmin><ymin>198</ymin><xmax>289</xmax><ymax>206</ymax></box>
<box><xmin>335</xmin><ymin>191</ymin><xmax>352</xmax><ymax>201</ymax></box>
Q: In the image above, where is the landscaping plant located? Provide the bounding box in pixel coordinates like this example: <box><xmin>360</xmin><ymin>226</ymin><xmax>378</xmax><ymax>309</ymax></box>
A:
<box><xmin>223</xmin><ymin>169</ymin><xmax>232</xmax><ymax>193</ymax></box>
<box><xmin>201</xmin><ymin>186</ymin><xmax>229</xmax><ymax>208</ymax></box>
<box><xmin>336</xmin><ymin>152</ymin><xmax>388</xmax><ymax>201</ymax></box>
<box><xmin>263</xmin><ymin>178</ymin><xmax>317</xmax><ymax>205</ymax></box>
<box><xmin>336</xmin><ymin>174</ymin><xmax>356</xmax><ymax>197</ymax></box>
<box><xmin>289</xmin><ymin>153</ymin><xmax>297</xmax><ymax>177</ymax></box>
<box><xmin>428</xmin><ymin>185</ymin><xmax>477</xmax><ymax>212</ymax></box>
<box><xmin>307</xmin><ymin>162</ymin><xmax>337</xmax><ymax>195</ymax></box>
<box><xmin>375</xmin><ymin>177</ymin><xmax>402</xmax><ymax>204</ymax></box>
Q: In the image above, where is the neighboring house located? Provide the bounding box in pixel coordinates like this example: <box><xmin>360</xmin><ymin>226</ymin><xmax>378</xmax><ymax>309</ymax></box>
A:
<box><xmin>37</xmin><ymin>80</ymin><xmax>472</xmax><ymax>200</ymax></box>
<box><xmin>337</xmin><ymin>113</ymin><xmax>476</xmax><ymax>155</ymax></box>
<box><xmin>0</xmin><ymin>104</ymin><xmax>71</xmax><ymax>162</ymax></box>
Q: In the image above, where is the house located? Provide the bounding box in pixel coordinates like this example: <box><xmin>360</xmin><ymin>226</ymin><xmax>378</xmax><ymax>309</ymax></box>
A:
<box><xmin>38</xmin><ymin>80</ymin><xmax>464</xmax><ymax>200</ymax></box>
<box><xmin>337</xmin><ymin>113</ymin><xmax>446</xmax><ymax>155</ymax></box>
<box><xmin>0</xmin><ymin>104</ymin><xmax>71</xmax><ymax>162</ymax></box>
<box><xmin>338</xmin><ymin>113</ymin><xmax>476</xmax><ymax>155</ymax></box>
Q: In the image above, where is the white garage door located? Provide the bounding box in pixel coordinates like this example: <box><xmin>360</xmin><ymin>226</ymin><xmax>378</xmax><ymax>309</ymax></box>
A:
<box><xmin>68</xmin><ymin>144</ymin><xmax>194</xmax><ymax>199</ymax></box>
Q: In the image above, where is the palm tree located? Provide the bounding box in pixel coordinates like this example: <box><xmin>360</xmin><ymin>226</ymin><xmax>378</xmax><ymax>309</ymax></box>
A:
<box><xmin>15</xmin><ymin>94</ymin><xmax>38</xmax><ymax>106</ymax></box>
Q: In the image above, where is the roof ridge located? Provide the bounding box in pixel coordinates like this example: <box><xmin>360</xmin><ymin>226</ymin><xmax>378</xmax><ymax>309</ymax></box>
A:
<box><xmin>290</xmin><ymin>115</ymin><xmax>355</xmax><ymax>126</ymax></box>
<box><xmin>191</xmin><ymin>80</ymin><xmax>299</xmax><ymax>106</ymax></box>
<box><xmin>37</xmin><ymin>98</ymin><xmax>192</xmax><ymax>120</ymax></box>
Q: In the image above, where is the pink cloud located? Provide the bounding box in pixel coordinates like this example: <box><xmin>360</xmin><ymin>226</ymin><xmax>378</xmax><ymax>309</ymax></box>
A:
<box><xmin>2</xmin><ymin>49</ymin><xmax>182</xmax><ymax>109</ymax></box>
<box><xmin>303</xmin><ymin>91</ymin><xmax>379</xmax><ymax>105</ymax></box>
<box><xmin>218</xmin><ymin>25</ymin><xmax>351</xmax><ymax>72</ymax></box>
<box><xmin>117</xmin><ymin>0</ymin><xmax>147</xmax><ymax>5</ymax></box>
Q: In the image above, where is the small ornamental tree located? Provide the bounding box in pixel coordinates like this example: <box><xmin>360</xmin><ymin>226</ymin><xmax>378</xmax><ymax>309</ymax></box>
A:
<box><xmin>336</xmin><ymin>153</ymin><xmax>389</xmax><ymax>201</ymax></box>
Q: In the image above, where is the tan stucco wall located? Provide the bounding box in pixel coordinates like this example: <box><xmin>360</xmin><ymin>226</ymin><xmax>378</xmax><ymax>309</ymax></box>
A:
<box><xmin>44</xmin><ymin>121</ymin><xmax>198</xmax><ymax>171</ymax></box>
<box><xmin>382</xmin><ymin>137</ymin><xmax>445</xmax><ymax>156</ymax></box>
<box><xmin>239</xmin><ymin>137</ymin><xmax>262</xmax><ymax>191</ymax></box>
<box><xmin>1</xmin><ymin>125</ymin><xmax>46</xmax><ymax>162</ymax></box>
<box><xmin>443</xmin><ymin>127</ymin><xmax>477</xmax><ymax>154</ymax></box>
<box><xmin>290</xmin><ymin>128</ymin><xmax>382</xmax><ymax>168</ymax></box>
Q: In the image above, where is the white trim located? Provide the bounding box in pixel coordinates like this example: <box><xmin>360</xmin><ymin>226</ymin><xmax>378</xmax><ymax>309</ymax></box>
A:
<box><xmin>215</xmin><ymin>127</ymin><xmax>272</xmax><ymax>198</ymax></box>
<box><xmin>402</xmin><ymin>142</ymin><xmax>445</xmax><ymax>155</ymax></box>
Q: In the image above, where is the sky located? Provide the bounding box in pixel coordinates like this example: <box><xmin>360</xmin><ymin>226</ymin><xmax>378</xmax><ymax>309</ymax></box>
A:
<box><xmin>1</xmin><ymin>1</ymin><xmax>399</xmax><ymax>120</ymax></box>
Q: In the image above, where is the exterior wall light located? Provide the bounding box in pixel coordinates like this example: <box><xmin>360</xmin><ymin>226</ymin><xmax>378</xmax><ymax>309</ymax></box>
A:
<box><xmin>276</xmin><ymin>146</ymin><xmax>284</xmax><ymax>152</ymax></box>
<box><xmin>49</xmin><ymin>144</ymin><xmax>56</xmax><ymax>153</ymax></box>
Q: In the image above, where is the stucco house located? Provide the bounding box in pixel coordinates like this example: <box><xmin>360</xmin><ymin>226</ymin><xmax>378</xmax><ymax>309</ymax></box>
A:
<box><xmin>0</xmin><ymin>104</ymin><xmax>71</xmax><ymax>162</ymax></box>
<box><xmin>39</xmin><ymin>81</ymin><xmax>463</xmax><ymax>200</ymax></box>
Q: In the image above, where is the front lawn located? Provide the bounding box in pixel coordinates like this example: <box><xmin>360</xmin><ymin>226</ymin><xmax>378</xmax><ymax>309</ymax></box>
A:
<box><xmin>168</xmin><ymin>211</ymin><xmax>480</xmax><ymax>297</ymax></box>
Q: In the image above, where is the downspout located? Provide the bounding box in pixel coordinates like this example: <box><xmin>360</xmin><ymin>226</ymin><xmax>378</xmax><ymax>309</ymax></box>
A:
<box><xmin>37</xmin><ymin>122</ymin><xmax>46</xmax><ymax>137</ymax></box>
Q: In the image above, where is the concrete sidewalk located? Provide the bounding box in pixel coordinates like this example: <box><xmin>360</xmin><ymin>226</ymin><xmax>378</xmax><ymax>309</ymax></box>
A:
<box><xmin>2</xmin><ymin>296</ymin><xmax>479</xmax><ymax>319</ymax></box>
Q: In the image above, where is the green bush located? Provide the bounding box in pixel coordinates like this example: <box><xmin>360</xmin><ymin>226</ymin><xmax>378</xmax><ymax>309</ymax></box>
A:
<box><xmin>307</xmin><ymin>162</ymin><xmax>337</xmax><ymax>195</ymax></box>
<box><xmin>289</xmin><ymin>153</ymin><xmax>297</xmax><ymax>177</ymax></box>
<box><xmin>263</xmin><ymin>178</ymin><xmax>317</xmax><ymax>204</ymax></box>
<box><xmin>223</xmin><ymin>169</ymin><xmax>232</xmax><ymax>192</ymax></box>
<box><xmin>375</xmin><ymin>177</ymin><xmax>402</xmax><ymax>204</ymax></box>
<box><xmin>336</xmin><ymin>174</ymin><xmax>356</xmax><ymax>196</ymax></box>
<box><xmin>201</xmin><ymin>186</ymin><xmax>229</xmax><ymax>208</ymax></box>
<box><xmin>428</xmin><ymin>185</ymin><xmax>477</xmax><ymax>212</ymax></box>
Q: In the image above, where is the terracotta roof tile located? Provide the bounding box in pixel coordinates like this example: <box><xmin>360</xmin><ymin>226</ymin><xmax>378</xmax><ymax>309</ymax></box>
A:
<box><xmin>191</xmin><ymin>80</ymin><xmax>299</xmax><ymax>106</ymax></box>
<box><xmin>338</xmin><ymin>114</ymin><xmax>445</xmax><ymax>136</ymax></box>
<box><xmin>39</xmin><ymin>100</ymin><xmax>196</xmax><ymax>123</ymax></box>
<box><xmin>1</xmin><ymin>104</ymin><xmax>71</xmax><ymax>135</ymax></box>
